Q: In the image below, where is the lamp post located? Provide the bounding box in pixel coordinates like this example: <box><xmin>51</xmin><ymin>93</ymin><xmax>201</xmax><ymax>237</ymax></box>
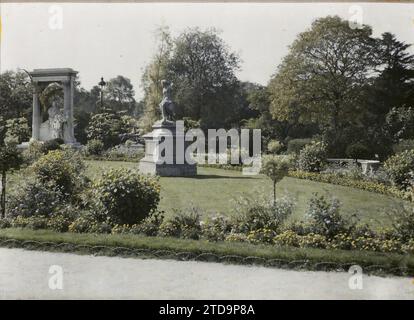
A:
<box><xmin>98</xmin><ymin>77</ymin><xmax>106</xmax><ymax>112</ymax></box>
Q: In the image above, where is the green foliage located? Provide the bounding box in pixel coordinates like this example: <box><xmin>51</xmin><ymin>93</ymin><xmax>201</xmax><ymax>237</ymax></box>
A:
<box><xmin>288</xmin><ymin>170</ymin><xmax>412</xmax><ymax>201</ymax></box>
<box><xmin>393</xmin><ymin>139</ymin><xmax>414</xmax><ymax>154</ymax></box>
<box><xmin>40</xmin><ymin>138</ymin><xmax>64</xmax><ymax>154</ymax></box>
<box><xmin>5</xmin><ymin>117</ymin><xmax>30</xmax><ymax>144</ymax></box>
<box><xmin>86</xmin><ymin>113</ymin><xmax>125</xmax><ymax>148</ymax></box>
<box><xmin>86</xmin><ymin>139</ymin><xmax>104</xmax><ymax>156</ymax></box>
<box><xmin>201</xmin><ymin>214</ymin><xmax>233</xmax><ymax>241</ymax></box>
<box><xmin>384</xmin><ymin>150</ymin><xmax>414</xmax><ymax>190</ymax></box>
<box><xmin>31</xmin><ymin>149</ymin><xmax>87</xmax><ymax>198</ymax></box>
<box><xmin>0</xmin><ymin>71</ymin><xmax>32</xmax><ymax>120</ymax></box>
<box><xmin>135</xmin><ymin>211</ymin><xmax>165</xmax><ymax>236</ymax></box>
<box><xmin>158</xmin><ymin>207</ymin><xmax>201</xmax><ymax>240</ymax></box>
<box><xmin>261</xmin><ymin>155</ymin><xmax>292</xmax><ymax>202</ymax></box>
<box><xmin>7</xmin><ymin>178</ymin><xmax>65</xmax><ymax>218</ymax></box>
<box><xmin>345</xmin><ymin>143</ymin><xmax>371</xmax><ymax>160</ymax></box>
<box><xmin>386</xmin><ymin>203</ymin><xmax>414</xmax><ymax>242</ymax></box>
<box><xmin>305</xmin><ymin>193</ymin><xmax>351</xmax><ymax>238</ymax></box>
<box><xmin>297</xmin><ymin>141</ymin><xmax>327</xmax><ymax>172</ymax></box>
<box><xmin>232</xmin><ymin>194</ymin><xmax>294</xmax><ymax>233</ymax></box>
<box><xmin>90</xmin><ymin>168</ymin><xmax>160</xmax><ymax>225</ymax></box>
<box><xmin>267</xmin><ymin>139</ymin><xmax>283</xmax><ymax>154</ymax></box>
<box><xmin>286</xmin><ymin>138</ymin><xmax>312</xmax><ymax>154</ymax></box>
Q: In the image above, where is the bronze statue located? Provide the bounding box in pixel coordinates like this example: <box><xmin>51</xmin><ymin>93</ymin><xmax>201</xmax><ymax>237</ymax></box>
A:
<box><xmin>159</xmin><ymin>80</ymin><xmax>175</xmax><ymax>124</ymax></box>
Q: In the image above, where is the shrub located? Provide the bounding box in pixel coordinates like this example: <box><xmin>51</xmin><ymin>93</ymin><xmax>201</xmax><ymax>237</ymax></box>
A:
<box><xmin>7</xmin><ymin>178</ymin><xmax>65</xmax><ymax>218</ymax></box>
<box><xmin>386</xmin><ymin>203</ymin><xmax>414</xmax><ymax>242</ymax></box>
<box><xmin>0</xmin><ymin>218</ymin><xmax>11</xmax><ymax>229</ymax></box>
<box><xmin>345</xmin><ymin>143</ymin><xmax>371</xmax><ymax>161</ymax></box>
<box><xmin>31</xmin><ymin>149</ymin><xmax>87</xmax><ymax>198</ymax></box>
<box><xmin>86</xmin><ymin>113</ymin><xmax>125</xmax><ymax>148</ymax></box>
<box><xmin>135</xmin><ymin>211</ymin><xmax>165</xmax><ymax>236</ymax></box>
<box><xmin>246</xmin><ymin>228</ymin><xmax>277</xmax><ymax>244</ymax></box>
<box><xmin>384</xmin><ymin>150</ymin><xmax>414</xmax><ymax>190</ymax></box>
<box><xmin>233</xmin><ymin>194</ymin><xmax>294</xmax><ymax>233</ymax></box>
<box><xmin>267</xmin><ymin>139</ymin><xmax>283</xmax><ymax>154</ymax></box>
<box><xmin>287</xmin><ymin>138</ymin><xmax>312</xmax><ymax>154</ymax></box>
<box><xmin>47</xmin><ymin>214</ymin><xmax>73</xmax><ymax>233</ymax></box>
<box><xmin>273</xmin><ymin>230</ymin><xmax>301</xmax><ymax>247</ymax></box>
<box><xmin>5</xmin><ymin>117</ymin><xmax>30</xmax><ymax>144</ymax></box>
<box><xmin>393</xmin><ymin>139</ymin><xmax>414</xmax><ymax>154</ymax></box>
<box><xmin>91</xmin><ymin>168</ymin><xmax>160</xmax><ymax>225</ymax></box>
<box><xmin>201</xmin><ymin>214</ymin><xmax>233</xmax><ymax>241</ymax></box>
<box><xmin>299</xmin><ymin>233</ymin><xmax>328</xmax><ymax>249</ymax></box>
<box><xmin>11</xmin><ymin>216</ymin><xmax>48</xmax><ymax>230</ymax></box>
<box><xmin>86</xmin><ymin>139</ymin><xmax>104</xmax><ymax>156</ymax></box>
<box><xmin>305</xmin><ymin>193</ymin><xmax>350</xmax><ymax>238</ymax></box>
<box><xmin>40</xmin><ymin>138</ymin><xmax>64</xmax><ymax>154</ymax></box>
<box><xmin>297</xmin><ymin>141</ymin><xmax>327</xmax><ymax>172</ymax></box>
<box><xmin>158</xmin><ymin>207</ymin><xmax>201</xmax><ymax>240</ymax></box>
<box><xmin>224</xmin><ymin>232</ymin><xmax>248</xmax><ymax>243</ymax></box>
<box><xmin>68</xmin><ymin>214</ymin><xmax>98</xmax><ymax>233</ymax></box>
<box><xmin>22</xmin><ymin>140</ymin><xmax>44</xmax><ymax>164</ymax></box>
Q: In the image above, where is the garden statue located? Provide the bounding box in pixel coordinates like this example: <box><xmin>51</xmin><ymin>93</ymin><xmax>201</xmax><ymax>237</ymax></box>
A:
<box><xmin>48</xmin><ymin>101</ymin><xmax>66</xmax><ymax>140</ymax></box>
<box><xmin>159</xmin><ymin>80</ymin><xmax>175</xmax><ymax>124</ymax></box>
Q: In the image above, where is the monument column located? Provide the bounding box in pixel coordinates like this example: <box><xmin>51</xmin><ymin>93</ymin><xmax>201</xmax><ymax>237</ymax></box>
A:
<box><xmin>63</xmin><ymin>77</ymin><xmax>76</xmax><ymax>143</ymax></box>
<box><xmin>31</xmin><ymin>84</ymin><xmax>41</xmax><ymax>141</ymax></box>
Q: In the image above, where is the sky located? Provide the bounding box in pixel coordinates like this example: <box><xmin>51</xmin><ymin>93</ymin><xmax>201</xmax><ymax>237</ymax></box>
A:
<box><xmin>1</xmin><ymin>2</ymin><xmax>414</xmax><ymax>99</ymax></box>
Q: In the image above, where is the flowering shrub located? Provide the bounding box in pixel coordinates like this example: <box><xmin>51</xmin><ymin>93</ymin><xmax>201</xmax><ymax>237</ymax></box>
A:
<box><xmin>31</xmin><ymin>149</ymin><xmax>87</xmax><ymax>198</ymax></box>
<box><xmin>134</xmin><ymin>211</ymin><xmax>165</xmax><ymax>236</ymax></box>
<box><xmin>90</xmin><ymin>168</ymin><xmax>160</xmax><ymax>225</ymax></box>
<box><xmin>158</xmin><ymin>208</ymin><xmax>201</xmax><ymax>240</ymax></box>
<box><xmin>224</xmin><ymin>232</ymin><xmax>248</xmax><ymax>243</ymax></box>
<box><xmin>7</xmin><ymin>179</ymin><xmax>65</xmax><ymax>218</ymax></box>
<box><xmin>11</xmin><ymin>216</ymin><xmax>48</xmax><ymax>230</ymax></box>
<box><xmin>201</xmin><ymin>214</ymin><xmax>233</xmax><ymax>241</ymax></box>
<box><xmin>386</xmin><ymin>203</ymin><xmax>414</xmax><ymax>242</ymax></box>
<box><xmin>233</xmin><ymin>194</ymin><xmax>294</xmax><ymax>233</ymax></box>
<box><xmin>297</xmin><ymin>141</ymin><xmax>327</xmax><ymax>172</ymax></box>
<box><xmin>85</xmin><ymin>139</ymin><xmax>104</xmax><ymax>156</ymax></box>
<box><xmin>299</xmin><ymin>233</ymin><xmax>328</xmax><ymax>249</ymax></box>
<box><xmin>305</xmin><ymin>193</ymin><xmax>350</xmax><ymax>238</ymax></box>
<box><xmin>246</xmin><ymin>228</ymin><xmax>277</xmax><ymax>244</ymax></box>
<box><xmin>384</xmin><ymin>150</ymin><xmax>414</xmax><ymax>190</ymax></box>
<box><xmin>68</xmin><ymin>214</ymin><xmax>98</xmax><ymax>233</ymax></box>
<box><xmin>273</xmin><ymin>230</ymin><xmax>301</xmax><ymax>247</ymax></box>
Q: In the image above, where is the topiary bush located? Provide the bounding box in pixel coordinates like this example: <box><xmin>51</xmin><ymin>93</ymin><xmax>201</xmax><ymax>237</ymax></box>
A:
<box><xmin>90</xmin><ymin>168</ymin><xmax>160</xmax><ymax>225</ymax></box>
<box><xmin>297</xmin><ymin>141</ymin><xmax>327</xmax><ymax>172</ymax></box>
<box><xmin>384</xmin><ymin>149</ymin><xmax>414</xmax><ymax>190</ymax></box>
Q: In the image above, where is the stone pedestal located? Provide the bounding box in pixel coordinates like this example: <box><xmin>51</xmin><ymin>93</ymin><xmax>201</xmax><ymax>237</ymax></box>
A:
<box><xmin>139</xmin><ymin>121</ymin><xmax>197</xmax><ymax>176</ymax></box>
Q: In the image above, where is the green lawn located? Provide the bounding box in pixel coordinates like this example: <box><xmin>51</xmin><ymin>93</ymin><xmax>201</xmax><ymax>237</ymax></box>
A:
<box><xmin>84</xmin><ymin>160</ymin><xmax>406</xmax><ymax>227</ymax></box>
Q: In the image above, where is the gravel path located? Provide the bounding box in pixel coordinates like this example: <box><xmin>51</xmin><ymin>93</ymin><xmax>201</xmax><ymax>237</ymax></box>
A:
<box><xmin>0</xmin><ymin>248</ymin><xmax>413</xmax><ymax>299</ymax></box>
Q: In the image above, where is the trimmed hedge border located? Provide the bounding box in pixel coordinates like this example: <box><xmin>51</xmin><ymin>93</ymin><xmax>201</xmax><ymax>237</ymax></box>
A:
<box><xmin>199</xmin><ymin>164</ymin><xmax>413</xmax><ymax>202</ymax></box>
<box><xmin>0</xmin><ymin>229</ymin><xmax>413</xmax><ymax>277</ymax></box>
<box><xmin>288</xmin><ymin>170</ymin><xmax>413</xmax><ymax>202</ymax></box>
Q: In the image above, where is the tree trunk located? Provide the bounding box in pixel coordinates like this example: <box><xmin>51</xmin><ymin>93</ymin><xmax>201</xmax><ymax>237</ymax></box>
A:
<box><xmin>1</xmin><ymin>170</ymin><xmax>6</xmax><ymax>219</ymax></box>
<box><xmin>273</xmin><ymin>180</ymin><xmax>276</xmax><ymax>205</ymax></box>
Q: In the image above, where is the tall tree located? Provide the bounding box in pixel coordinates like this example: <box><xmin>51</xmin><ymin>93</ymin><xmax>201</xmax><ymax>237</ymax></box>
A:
<box><xmin>0</xmin><ymin>71</ymin><xmax>32</xmax><ymax>121</ymax></box>
<box><xmin>268</xmin><ymin>16</ymin><xmax>377</xmax><ymax>155</ymax></box>
<box><xmin>104</xmin><ymin>75</ymin><xmax>136</xmax><ymax>115</ymax></box>
<box><xmin>167</xmin><ymin>27</ymin><xmax>241</xmax><ymax>129</ymax></box>
<box><xmin>140</xmin><ymin>26</ymin><xmax>173</xmax><ymax>132</ymax></box>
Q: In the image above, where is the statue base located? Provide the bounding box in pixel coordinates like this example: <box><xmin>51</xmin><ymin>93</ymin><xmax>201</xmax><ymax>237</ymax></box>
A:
<box><xmin>139</xmin><ymin>121</ymin><xmax>197</xmax><ymax>177</ymax></box>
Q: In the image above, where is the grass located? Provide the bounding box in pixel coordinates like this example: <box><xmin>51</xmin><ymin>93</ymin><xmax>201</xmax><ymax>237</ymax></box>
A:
<box><xmin>0</xmin><ymin>228</ymin><xmax>413</xmax><ymax>276</ymax></box>
<box><xmin>83</xmin><ymin>160</ymin><xmax>406</xmax><ymax>227</ymax></box>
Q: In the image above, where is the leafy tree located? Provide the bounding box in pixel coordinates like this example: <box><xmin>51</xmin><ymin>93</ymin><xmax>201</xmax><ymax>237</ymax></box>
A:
<box><xmin>268</xmin><ymin>16</ymin><xmax>377</xmax><ymax>156</ymax></box>
<box><xmin>0</xmin><ymin>70</ymin><xmax>32</xmax><ymax>120</ymax></box>
<box><xmin>104</xmin><ymin>75</ymin><xmax>137</xmax><ymax>114</ymax></box>
<box><xmin>5</xmin><ymin>117</ymin><xmax>30</xmax><ymax>144</ymax></box>
<box><xmin>140</xmin><ymin>26</ymin><xmax>173</xmax><ymax>132</ymax></box>
<box><xmin>140</xmin><ymin>27</ymin><xmax>241</xmax><ymax>130</ymax></box>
